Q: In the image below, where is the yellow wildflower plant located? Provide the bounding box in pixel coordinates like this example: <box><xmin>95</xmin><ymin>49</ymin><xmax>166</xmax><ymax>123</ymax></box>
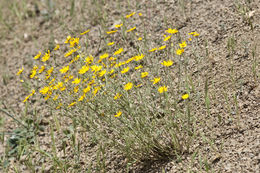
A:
<box><xmin>161</xmin><ymin>60</ymin><xmax>173</xmax><ymax>67</ymax></box>
<box><xmin>141</xmin><ymin>72</ymin><xmax>149</xmax><ymax>78</ymax></box>
<box><xmin>158</xmin><ymin>86</ymin><xmax>168</xmax><ymax>93</ymax></box>
<box><xmin>125</xmin><ymin>12</ymin><xmax>135</xmax><ymax>18</ymax></box>
<box><xmin>60</xmin><ymin>66</ymin><xmax>69</xmax><ymax>74</ymax></box>
<box><xmin>16</xmin><ymin>67</ymin><xmax>24</xmax><ymax>76</ymax></box>
<box><xmin>124</xmin><ymin>82</ymin><xmax>133</xmax><ymax>91</ymax></box>
<box><xmin>126</xmin><ymin>26</ymin><xmax>136</xmax><ymax>32</ymax></box>
<box><xmin>176</xmin><ymin>48</ymin><xmax>184</xmax><ymax>55</ymax></box>
<box><xmin>114</xmin><ymin>111</ymin><xmax>122</xmax><ymax>117</ymax></box>
<box><xmin>151</xmin><ymin>77</ymin><xmax>161</xmax><ymax>85</ymax></box>
<box><xmin>80</xmin><ymin>29</ymin><xmax>90</xmax><ymax>35</ymax></box>
<box><xmin>179</xmin><ymin>41</ymin><xmax>187</xmax><ymax>48</ymax></box>
<box><xmin>114</xmin><ymin>48</ymin><xmax>124</xmax><ymax>55</ymax></box>
<box><xmin>138</xmin><ymin>37</ymin><xmax>142</xmax><ymax>41</ymax></box>
<box><xmin>121</xmin><ymin>67</ymin><xmax>130</xmax><ymax>74</ymax></box>
<box><xmin>166</xmin><ymin>28</ymin><xmax>178</xmax><ymax>34</ymax></box>
<box><xmin>34</xmin><ymin>51</ymin><xmax>41</xmax><ymax>60</ymax></box>
<box><xmin>138</xmin><ymin>13</ymin><xmax>142</xmax><ymax>16</ymax></box>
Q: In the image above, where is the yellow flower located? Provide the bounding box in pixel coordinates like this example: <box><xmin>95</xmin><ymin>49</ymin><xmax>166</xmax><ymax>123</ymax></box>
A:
<box><xmin>34</xmin><ymin>51</ymin><xmax>41</xmax><ymax>60</ymax></box>
<box><xmin>176</xmin><ymin>49</ymin><xmax>184</xmax><ymax>55</ymax></box>
<box><xmin>161</xmin><ymin>60</ymin><xmax>173</xmax><ymax>67</ymax></box>
<box><xmin>125</xmin><ymin>12</ymin><xmax>135</xmax><ymax>18</ymax></box>
<box><xmin>40</xmin><ymin>86</ymin><xmax>50</xmax><ymax>95</ymax></box>
<box><xmin>109</xmin><ymin>69</ymin><xmax>115</xmax><ymax>74</ymax></box>
<box><xmin>60</xmin><ymin>66</ymin><xmax>69</xmax><ymax>74</ymax></box>
<box><xmin>53</xmin><ymin>95</ymin><xmax>59</xmax><ymax>101</ymax></box>
<box><xmin>49</xmin><ymin>78</ymin><xmax>55</xmax><ymax>85</ymax></box>
<box><xmin>38</xmin><ymin>66</ymin><xmax>45</xmax><ymax>73</ymax></box>
<box><xmin>114</xmin><ymin>93</ymin><xmax>122</xmax><ymax>100</ymax></box>
<box><xmin>141</xmin><ymin>72</ymin><xmax>148</xmax><ymax>78</ymax></box>
<box><xmin>69</xmin><ymin>37</ymin><xmax>79</xmax><ymax>47</ymax></box>
<box><xmin>182</xmin><ymin>93</ymin><xmax>189</xmax><ymax>100</ymax></box>
<box><xmin>74</xmin><ymin>86</ymin><xmax>79</xmax><ymax>93</ymax></box>
<box><xmin>64</xmin><ymin>35</ymin><xmax>72</xmax><ymax>44</ymax></box>
<box><xmin>91</xmin><ymin>65</ymin><xmax>102</xmax><ymax>73</ymax></box>
<box><xmin>68</xmin><ymin>102</ymin><xmax>76</xmax><ymax>107</ymax></box>
<box><xmin>115</xmin><ymin>24</ymin><xmax>123</xmax><ymax>28</ymax></box>
<box><xmin>64</xmin><ymin>48</ymin><xmax>77</xmax><ymax>57</ymax></box>
<box><xmin>151</xmin><ymin>77</ymin><xmax>160</xmax><ymax>85</ymax></box>
<box><xmin>99</xmin><ymin>53</ymin><xmax>109</xmax><ymax>60</ymax></box>
<box><xmin>138</xmin><ymin>13</ymin><xmax>142</xmax><ymax>16</ymax></box>
<box><xmin>126</xmin><ymin>26</ymin><xmax>136</xmax><ymax>32</ymax></box>
<box><xmin>158</xmin><ymin>45</ymin><xmax>166</xmax><ymax>50</ymax></box>
<box><xmin>16</xmin><ymin>67</ymin><xmax>24</xmax><ymax>76</ymax></box>
<box><xmin>124</xmin><ymin>82</ymin><xmax>133</xmax><ymax>91</ymax></box>
<box><xmin>54</xmin><ymin>44</ymin><xmax>60</xmax><ymax>50</ymax></box>
<box><xmin>121</xmin><ymin>67</ymin><xmax>130</xmax><ymax>74</ymax></box>
<box><xmin>135</xmin><ymin>65</ymin><xmax>143</xmax><ymax>70</ymax></box>
<box><xmin>78</xmin><ymin>94</ymin><xmax>86</xmax><ymax>101</ymax></box>
<box><xmin>149</xmin><ymin>47</ymin><xmax>157</xmax><ymax>52</ymax></box>
<box><xmin>134</xmin><ymin>54</ymin><xmax>145</xmax><ymax>61</ymax></box>
<box><xmin>78</xmin><ymin>65</ymin><xmax>89</xmax><ymax>74</ymax></box>
<box><xmin>179</xmin><ymin>41</ymin><xmax>187</xmax><ymax>48</ymax></box>
<box><xmin>83</xmin><ymin>86</ymin><xmax>91</xmax><ymax>93</ymax></box>
<box><xmin>188</xmin><ymin>32</ymin><xmax>199</xmax><ymax>37</ymax></box>
<box><xmin>166</xmin><ymin>28</ymin><xmax>178</xmax><ymax>34</ymax></box>
<box><xmin>85</xmin><ymin>55</ymin><xmax>94</xmax><ymax>64</ymax></box>
<box><xmin>135</xmin><ymin>84</ymin><xmax>142</xmax><ymax>88</ymax></box>
<box><xmin>106</xmin><ymin>30</ymin><xmax>118</xmax><ymax>34</ymax></box>
<box><xmin>158</xmin><ymin>86</ymin><xmax>168</xmax><ymax>93</ymax></box>
<box><xmin>98</xmin><ymin>70</ymin><xmax>106</xmax><ymax>77</ymax></box>
<box><xmin>56</xmin><ymin>103</ymin><xmax>62</xmax><ymax>109</ymax></box>
<box><xmin>30</xmin><ymin>70</ymin><xmax>37</xmax><ymax>78</ymax></box>
<box><xmin>163</xmin><ymin>35</ymin><xmax>172</xmax><ymax>42</ymax></box>
<box><xmin>107</xmin><ymin>42</ymin><xmax>114</xmax><ymax>46</ymax></box>
<box><xmin>193</xmin><ymin>32</ymin><xmax>200</xmax><ymax>37</ymax></box>
<box><xmin>138</xmin><ymin>37</ymin><xmax>142</xmax><ymax>41</ymax></box>
<box><xmin>93</xmin><ymin>86</ymin><xmax>102</xmax><ymax>96</ymax></box>
<box><xmin>114</xmin><ymin>111</ymin><xmax>122</xmax><ymax>117</ymax></box>
<box><xmin>114</xmin><ymin>48</ymin><xmax>124</xmax><ymax>55</ymax></box>
<box><xmin>72</xmin><ymin>78</ymin><xmax>81</xmax><ymax>84</ymax></box>
<box><xmin>189</xmin><ymin>38</ymin><xmax>192</xmax><ymax>41</ymax></box>
<box><xmin>41</xmin><ymin>50</ymin><xmax>50</xmax><ymax>62</ymax></box>
<box><xmin>80</xmin><ymin>29</ymin><xmax>90</xmax><ymax>35</ymax></box>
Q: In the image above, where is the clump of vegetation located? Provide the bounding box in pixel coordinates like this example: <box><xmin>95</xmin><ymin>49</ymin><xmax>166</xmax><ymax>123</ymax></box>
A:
<box><xmin>16</xmin><ymin>11</ymin><xmax>200</xmax><ymax>167</ymax></box>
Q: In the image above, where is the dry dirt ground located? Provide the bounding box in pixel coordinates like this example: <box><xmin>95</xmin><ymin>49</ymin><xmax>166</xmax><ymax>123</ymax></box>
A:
<box><xmin>0</xmin><ymin>0</ymin><xmax>259</xmax><ymax>172</ymax></box>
